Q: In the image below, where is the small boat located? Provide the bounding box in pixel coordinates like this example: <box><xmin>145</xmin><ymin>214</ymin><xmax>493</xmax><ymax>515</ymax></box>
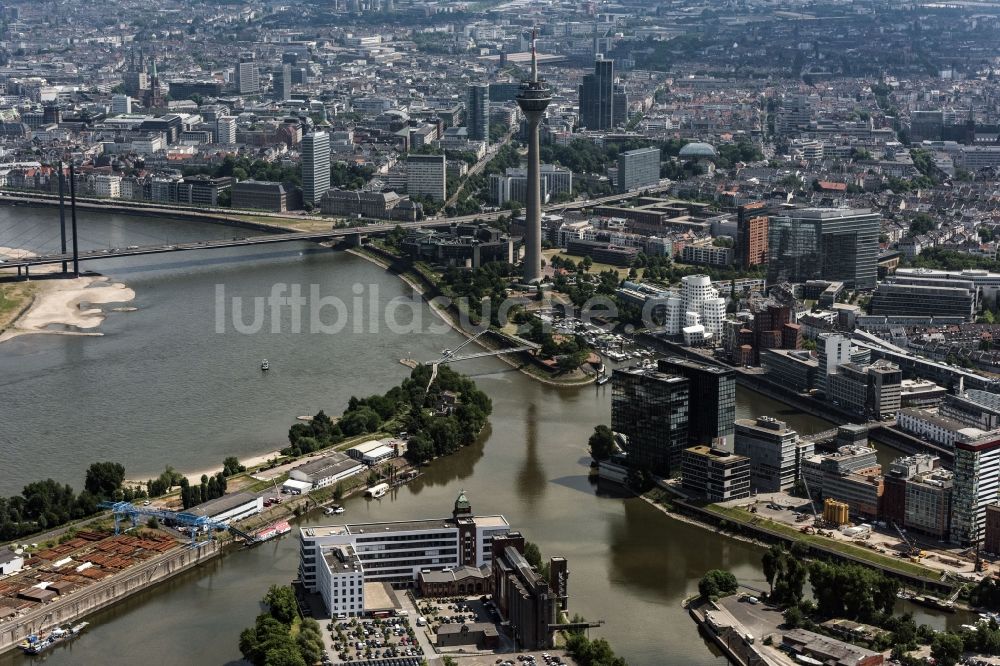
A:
<box><xmin>261</xmin><ymin>359</ymin><xmax>269</xmax><ymax>371</ymax></box>
<box><xmin>20</xmin><ymin>622</ymin><xmax>88</xmax><ymax>655</ymax></box>
<box><xmin>596</xmin><ymin>375</ymin><xmax>610</xmax><ymax>386</ymax></box>
<box><xmin>366</xmin><ymin>482</ymin><xmax>389</xmax><ymax>499</ymax></box>
<box><xmin>324</xmin><ymin>504</ymin><xmax>345</xmax><ymax>516</ymax></box>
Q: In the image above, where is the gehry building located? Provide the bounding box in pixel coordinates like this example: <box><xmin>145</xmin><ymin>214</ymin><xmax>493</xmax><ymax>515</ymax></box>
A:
<box><xmin>663</xmin><ymin>275</ymin><xmax>727</xmax><ymax>345</ymax></box>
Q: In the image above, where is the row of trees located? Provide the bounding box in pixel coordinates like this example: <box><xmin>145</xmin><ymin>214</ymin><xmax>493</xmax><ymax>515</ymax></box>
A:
<box><xmin>0</xmin><ymin>462</ymin><xmax>145</xmax><ymax>540</ymax></box>
<box><xmin>239</xmin><ymin>585</ymin><xmax>323</xmax><ymax>666</ymax></box>
<box><xmin>179</xmin><ymin>472</ymin><xmax>229</xmax><ymax>510</ymax></box>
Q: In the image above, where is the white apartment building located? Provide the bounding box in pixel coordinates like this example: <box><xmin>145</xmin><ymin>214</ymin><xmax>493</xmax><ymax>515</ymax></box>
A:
<box><xmin>663</xmin><ymin>275</ymin><xmax>726</xmax><ymax>344</ymax></box>
<box><xmin>896</xmin><ymin>407</ymin><xmax>988</xmax><ymax>448</ymax></box>
<box><xmin>94</xmin><ymin>174</ymin><xmax>122</xmax><ymax>199</ymax></box>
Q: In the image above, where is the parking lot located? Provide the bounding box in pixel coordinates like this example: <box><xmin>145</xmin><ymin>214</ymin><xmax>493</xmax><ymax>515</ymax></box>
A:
<box><xmin>445</xmin><ymin>651</ymin><xmax>576</xmax><ymax>666</ymax></box>
<box><xmin>327</xmin><ymin>616</ymin><xmax>425</xmax><ymax>663</ymax></box>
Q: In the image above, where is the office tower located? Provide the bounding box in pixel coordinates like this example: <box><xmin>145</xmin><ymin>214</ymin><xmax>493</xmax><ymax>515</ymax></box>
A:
<box><xmin>282</xmin><ymin>52</ymin><xmax>299</xmax><ymax>66</ymax></box>
<box><xmin>657</xmin><ymin>357</ymin><xmax>735</xmax><ymax>449</ymax></box>
<box><xmin>466</xmin><ymin>83</ymin><xmax>490</xmax><ymax>143</ymax></box>
<box><xmin>612</xmin><ymin>84</ymin><xmax>628</xmax><ymax>127</ymax></box>
<box><xmin>737</xmin><ymin>202</ymin><xmax>769</xmax><ymax>267</ymax></box>
<box><xmin>578</xmin><ymin>56</ymin><xmax>613</xmax><ymax>130</ymax></box>
<box><xmin>950</xmin><ymin>435</ymin><xmax>1000</xmax><ymax>545</ymax></box>
<box><xmin>406</xmin><ymin>153</ymin><xmax>446</xmax><ymax>202</ymax></box>
<box><xmin>515</xmin><ymin>31</ymin><xmax>550</xmax><ymax>284</ymax></box>
<box><xmin>616</xmin><ymin>147</ymin><xmax>660</xmax><ymax>192</ymax></box>
<box><xmin>910</xmin><ymin>110</ymin><xmax>944</xmax><ymax>143</ymax></box>
<box><xmin>236</xmin><ymin>54</ymin><xmax>259</xmax><ymax>95</ymax></box>
<box><xmin>766</xmin><ymin>208</ymin><xmax>880</xmax><ymax>290</ymax></box>
<box><xmin>216</xmin><ymin>116</ymin><xmax>237</xmax><ymax>144</ymax></box>
<box><xmin>611</xmin><ymin>366</ymin><xmax>689</xmax><ymax>477</ymax></box>
<box><xmin>273</xmin><ymin>64</ymin><xmax>291</xmax><ymax>101</ymax></box>
<box><xmin>111</xmin><ymin>94</ymin><xmax>132</xmax><ymax>115</ymax></box>
<box><xmin>301</xmin><ymin>131</ymin><xmax>330</xmax><ymax>206</ymax></box>
<box><xmin>870</xmin><ymin>277</ymin><xmax>977</xmax><ymax>322</ymax></box>
<box><xmin>816</xmin><ymin>333</ymin><xmax>851</xmax><ymax>396</ymax></box>
<box><xmin>734</xmin><ymin>416</ymin><xmax>813</xmax><ymax>492</ymax></box>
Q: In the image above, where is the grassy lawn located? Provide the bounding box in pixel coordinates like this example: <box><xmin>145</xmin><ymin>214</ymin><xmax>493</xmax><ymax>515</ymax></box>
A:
<box><xmin>543</xmin><ymin>249</ymin><xmax>631</xmax><ymax>279</ymax></box>
<box><xmin>706</xmin><ymin>504</ymin><xmax>937</xmax><ymax>579</ymax></box>
<box><xmin>0</xmin><ymin>282</ymin><xmax>34</xmax><ymax>329</ymax></box>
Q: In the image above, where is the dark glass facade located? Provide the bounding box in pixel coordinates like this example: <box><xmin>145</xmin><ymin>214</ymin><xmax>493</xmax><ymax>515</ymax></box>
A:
<box><xmin>657</xmin><ymin>357</ymin><xmax>736</xmax><ymax>448</ymax></box>
<box><xmin>767</xmin><ymin>208</ymin><xmax>880</xmax><ymax>289</ymax></box>
<box><xmin>611</xmin><ymin>367</ymin><xmax>689</xmax><ymax>476</ymax></box>
<box><xmin>578</xmin><ymin>57</ymin><xmax>614</xmax><ymax>130</ymax></box>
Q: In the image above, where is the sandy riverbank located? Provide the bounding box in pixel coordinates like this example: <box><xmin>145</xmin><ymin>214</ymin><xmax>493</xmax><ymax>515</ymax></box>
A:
<box><xmin>0</xmin><ymin>247</ymin><xmax>137</xmax><ymax>342</ymax></box>
<box><xmin>124</xmin><ymin>449</ymin><xmax>285</xmax><ymax>489</ymax></box>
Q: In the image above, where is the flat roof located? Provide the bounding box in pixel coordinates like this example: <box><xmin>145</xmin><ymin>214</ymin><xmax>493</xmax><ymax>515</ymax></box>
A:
<box><xmin>292</xmin><ymin>453</ymin><xmax>364</xmax><ymax>479</ymax></box>
<box><xmin>186</xmin><ymin>492</ymin><xmax>259</xmax><ymax>518</ymax></box>
<box><xmin>305</xmin><ymin>514</ymin><xmax>510</xmax><ymax>537</ymax></box>
<box><xmin>363</xmin><ymin>581</ymin><xmax>398</xmax><ymax>612</ymax></box>
<box><xmin>348</xmin><ymin>440</ymin><xmax>386</xmax><ymax>454</ymax></box>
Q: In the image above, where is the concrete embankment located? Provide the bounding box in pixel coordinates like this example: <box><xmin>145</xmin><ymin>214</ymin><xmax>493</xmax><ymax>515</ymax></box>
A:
<box><xmin>350</xmin><ymin>245</ymin><xmax>594</xmax><ymax>387</ymax></box>
<box><xmin>0</xmin><ymin>540</ymin><xmax>221</xmax><ymax>655</ymax></box>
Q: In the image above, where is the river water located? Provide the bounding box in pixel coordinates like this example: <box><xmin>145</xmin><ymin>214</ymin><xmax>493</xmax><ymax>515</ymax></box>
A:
<box><xmin>0</xmin><ymin>208</ymin><xmax>966</xmax><ymax>665</ymax></box>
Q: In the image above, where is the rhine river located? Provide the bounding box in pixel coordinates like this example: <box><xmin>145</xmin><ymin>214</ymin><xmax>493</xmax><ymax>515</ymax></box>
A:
<box><xmin>0</xmin><ymin>208</ymin><xmax>965</xmax><ymax>665</ymax></box>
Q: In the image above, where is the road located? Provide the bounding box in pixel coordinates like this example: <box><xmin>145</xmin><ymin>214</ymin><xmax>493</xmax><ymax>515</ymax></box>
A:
<box><xmin>443</xmin><ymin>129</ymin><xmax>516</xmax><ymax>210</ymax></box>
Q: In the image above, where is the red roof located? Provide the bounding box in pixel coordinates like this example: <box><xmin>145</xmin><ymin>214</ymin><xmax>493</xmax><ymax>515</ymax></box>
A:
<box><xmin>817</xmin><ymin>181</ymin><xmax>847</xmax><ymax>192</ymax></box>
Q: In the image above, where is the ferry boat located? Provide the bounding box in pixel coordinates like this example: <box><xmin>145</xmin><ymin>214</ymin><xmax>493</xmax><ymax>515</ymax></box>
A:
<box><xmin>261</xmin><ymin>359</ymin><xmax>270</xmax><ymax>371</ymax></box>
<box><xmin>254</xmin><ymin>520</ymin><xmax>291</xmax><ymax>543</ymax></box>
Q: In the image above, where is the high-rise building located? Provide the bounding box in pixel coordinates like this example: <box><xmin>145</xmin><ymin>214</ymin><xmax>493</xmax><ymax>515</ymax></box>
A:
<box><xmin>215</xmin><ymin>116</ymin><xmax>237</xmax><ymax>144</ymax></box>
<box><xmin>273</xmin><ymin>64</ymin><xmax>291</xmax><ymax>101</ymax></box>
<box><xmin>657</xmin><ymin>357</ymin><xmax>735</xmax><ymax>449</ymax></box>
<box><xmin>612</xmin><ymin>85</ymin><xmax>628</xmax><ymax>126</ymax></box>
<box><xmin>816</xmin><ymin>333</ymin><xmax>851</xmax><ymax>396</ymax></box>
<box><xmin>406</xmin><ymin>153</ymin><xmax>446</xmax><ymax>202</ymax></box>
<box><xmin>578</xmin><ymin>56</ymin><xmax>613</xmax><ymax>130</ymax></box>
<box><xmin>734</xmin><ymin>416</ymin><xmax>814</xmax><ymax>492</ymax></box>
<box><xmin>766</xmin><ymin>208</ymin><xmax>880</xmax><ymax>289</ymax></box>
<box><xmin>951</xmin><ymin>435</ymin><xmax>1000</xmax><ymax>545</ymax></box>
<box><xmin>236</xmin><ymin>54</ymin><xmax>259</xmax><ymax>95</ymax></box>
<box><xmin>737</xmin><ymin>203</ymin><xmax>769</xmax><ymax>267</ymax></box>
<box><xmin>611</xmin><ymin>365</ymin><xmax>689</xmax><ymax>477</ymax></box>
<box><xmin>301</xmin><ymin>131</ymin><xmax>330</xmax><ymax>206</ymax></box>
<box><xmin>466</xmin><ymin>83</ymin><xmax>490</xmax><ymax>143</ymax></box>
<box><xmin>111</xmin><ymin>94</ymin><xmax>132</xmax><ymax>115</ymax></box>
<box><xmin>616</xmin><ymin>147</ymin><xmax>660</xmax><ymax>193</ymax></box>
<box><xmin>515</xmin><ymin>31</ymin><xmax>551</xmax><ymax>284</ymax></box>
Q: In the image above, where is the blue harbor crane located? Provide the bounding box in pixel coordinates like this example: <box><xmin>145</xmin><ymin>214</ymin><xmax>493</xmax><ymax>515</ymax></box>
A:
<box><xmin>99</xmin><ymin>501</ymin><xmax>258</xmax><ymax>545</ymax></box>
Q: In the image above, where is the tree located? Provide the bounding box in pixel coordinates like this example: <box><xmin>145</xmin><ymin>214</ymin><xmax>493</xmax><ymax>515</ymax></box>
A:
<box><xmin>523</xmin><ymin>541</ymin><xmax>544</xmax><ymax>570</ymax></box>
<box><xmin>84</xmin><ymin>462</ymin><xmax>126</xmax><ymax>500</ymax></box>
<box><xmin>698</xmin><ymin>569</ymin><xmax>738</xmax><ymax>600</ymax></box>
<box><xmin>931</xmin><ymin>632</ymin><xmax>963</xmax><ymax>666</ymax></box>
<box><xmin>222</xmin><ymin>457</ymin><xmax>246</xmax><ymax>477</ymax></box>
<box><xmin>263</xmin><ymin>585</ymin><xmax>299</xmax><ymax>625</ymax></box>
<box><xmin>588</xmin><ymin>425</ymin><xmax>615</xmax><ymax>462</ymax></box>
<box><xmin>782</xmin><ymin>606</ymin><xmax>803</xmax><ymax>629</ymax></box>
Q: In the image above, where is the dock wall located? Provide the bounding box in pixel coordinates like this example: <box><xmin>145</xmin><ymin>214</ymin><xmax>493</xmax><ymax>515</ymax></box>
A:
<box><xmin>0</xmin><ymin>540</ymin><xmax>221</xmax><ymax>655</ymax></box>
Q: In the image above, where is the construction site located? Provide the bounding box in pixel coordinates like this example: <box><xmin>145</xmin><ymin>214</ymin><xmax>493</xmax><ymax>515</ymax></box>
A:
<box><xmin>723</xmin><ymin>489</ymin><xmax>988</xmax><ymax>584</ymax></box>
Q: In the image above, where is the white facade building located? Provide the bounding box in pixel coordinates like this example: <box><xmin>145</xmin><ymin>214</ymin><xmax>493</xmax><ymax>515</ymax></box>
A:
<box><xmin>665</xmin><ymin>275</ymin><xmax>727</xmax><ymax>343</ymax></box>
<box><xmin>94</xmin><ymin>174</ymin><xmax>122</xmax><ymax>199</ymax></box>
<box><xmin>300</xmin><ymin>493</ymin><xmax>510</xmax><ymax>614</ymax></box>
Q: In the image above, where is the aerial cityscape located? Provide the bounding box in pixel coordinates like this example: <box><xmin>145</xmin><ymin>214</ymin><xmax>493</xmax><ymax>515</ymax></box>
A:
<box><xmin>4</xmin><ymin>0</ymin><xmax>1000</xmax><ymax>664</ymax></box>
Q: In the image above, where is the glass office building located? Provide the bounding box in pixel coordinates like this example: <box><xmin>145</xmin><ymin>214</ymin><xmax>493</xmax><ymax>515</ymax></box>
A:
<box><xmin>767</xmin><ymin>208</ymin><xmax>880</xmax><ymax>289</ymax></box>
<box><xmin>611</xmin><ymin>366</ymin><xmax>689</xmax><ymax>476</ymax></box>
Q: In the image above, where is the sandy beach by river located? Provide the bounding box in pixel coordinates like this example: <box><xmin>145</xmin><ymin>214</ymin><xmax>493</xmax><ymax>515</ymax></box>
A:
<box><xmin>0</xmin><ymin>245</ymin><xmax>136</xmax><ymax>342</ymax></box>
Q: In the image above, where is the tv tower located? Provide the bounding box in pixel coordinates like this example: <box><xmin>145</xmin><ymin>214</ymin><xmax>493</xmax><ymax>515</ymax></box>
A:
<box><xmin>515</xmin><ymin>28</ymin><xmax>551</xmax><ymax>284</ymax></box>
